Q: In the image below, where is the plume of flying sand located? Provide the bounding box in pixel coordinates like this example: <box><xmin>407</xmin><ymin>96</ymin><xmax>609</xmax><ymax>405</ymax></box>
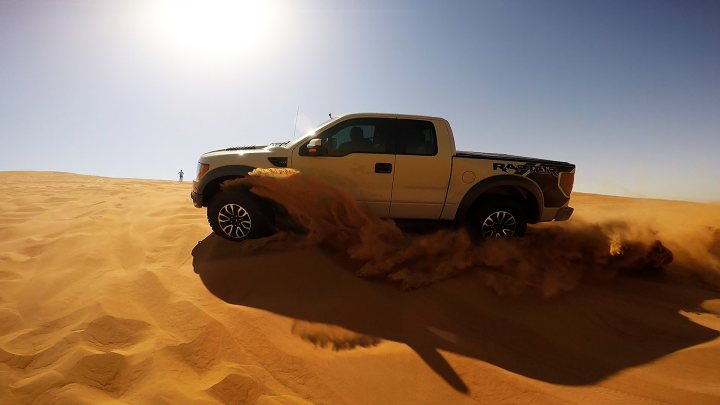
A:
<box><xmin>221</xmin><ymin>169</ymin><xmax>719</xmax><ymax>296</ymax></box>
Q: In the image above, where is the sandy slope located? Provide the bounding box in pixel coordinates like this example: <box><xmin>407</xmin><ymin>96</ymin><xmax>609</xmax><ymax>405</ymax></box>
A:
<box><xmin>0</xmin><ymin>171</ymin><xmax>719</xmax><ymax>404</ymax></box>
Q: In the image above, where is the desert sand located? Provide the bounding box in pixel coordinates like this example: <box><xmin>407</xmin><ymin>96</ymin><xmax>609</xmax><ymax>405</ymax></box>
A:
<box><xmin>1</xmin><ymin>171</ymin><xmax>719</xmax><ymax>404</ymax></box>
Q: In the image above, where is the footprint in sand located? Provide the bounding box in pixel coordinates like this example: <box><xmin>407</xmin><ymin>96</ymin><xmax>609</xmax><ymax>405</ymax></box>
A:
<box><xmin>207</xmin><ymin>373</ymin><xmax>264</xmax><ymax>405</ymax></box>
<box><xmin>83</xmin><ymin>315</ymin><xmax>150</xmax><ymax>349</ymax></box>
<box><xmin>0</xmin><ymin>308</ymin><xmax>22</xmax><ymax>334</ymax></box>
<box><xmin>67</xmin><ymin>352</ymin><xmax>131</xmax><ymax>395</ymax></box>
<box><xmin>291</xmin><ymin>320</ymin><xmax>381</xmax><ymax>351</ymax></box>
<box><xmin>0</xmin><ymin>270</ymin><xmax>20</xmax><ymax>280</ymax></box>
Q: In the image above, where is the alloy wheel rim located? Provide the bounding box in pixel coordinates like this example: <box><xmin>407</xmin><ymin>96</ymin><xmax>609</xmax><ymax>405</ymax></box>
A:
<box><xmin>218</xmin><ymin>203</ymin><xmax>252</xmax><ymax>239</ymax></box>
<box><xmin>481</xmin><ymin>210</ymin><xmax>517</xmax><ymax>238</ymax></box>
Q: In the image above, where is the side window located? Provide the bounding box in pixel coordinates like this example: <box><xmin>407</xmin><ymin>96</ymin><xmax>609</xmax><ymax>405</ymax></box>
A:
<box><xmin>301</xmin><ymin>118</ymin><xmax>395</xmax><ymax>156</ymax></box>
<box><xmin>397</xmin><ymin>119</ymin><xmax>437</xmax><ymax>156</ymax></box>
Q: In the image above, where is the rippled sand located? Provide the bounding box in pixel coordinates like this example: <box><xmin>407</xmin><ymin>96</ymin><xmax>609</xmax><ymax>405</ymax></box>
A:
<box><xmin>1</xmin><ymin>171</ymin><xmax>718</xmax><ymax>404</ymax></box>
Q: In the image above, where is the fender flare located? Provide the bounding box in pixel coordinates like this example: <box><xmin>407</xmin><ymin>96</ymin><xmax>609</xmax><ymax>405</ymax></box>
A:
<box><xmin>196</xmin><ymin>165</ymin><xmax>256</xmax><ymax>206</ymax></box>
<box><xmin>456</xmin><ymin>175</ymin><xmax>544</xmax><ymax>223</ymax></box>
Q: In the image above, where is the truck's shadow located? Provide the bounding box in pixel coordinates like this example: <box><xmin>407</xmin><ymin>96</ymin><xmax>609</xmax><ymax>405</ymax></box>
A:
<box><xmin>191</xmin><ymin>234</ymin><xmax>718</xmax><ymax>393</ymax></box>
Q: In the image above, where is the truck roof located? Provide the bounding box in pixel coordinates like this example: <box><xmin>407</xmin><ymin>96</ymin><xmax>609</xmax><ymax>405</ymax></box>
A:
<box><xmin>335</xmin><ymin>112</ymin><xmax>447</xmax><ymax>122</ymax></box>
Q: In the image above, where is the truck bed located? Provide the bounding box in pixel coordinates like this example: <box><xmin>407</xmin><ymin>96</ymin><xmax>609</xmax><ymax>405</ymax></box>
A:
<box><xmin>455</xmin><ymin>151</ymin><xmax>575</xmax><ymax>169</ymax></box>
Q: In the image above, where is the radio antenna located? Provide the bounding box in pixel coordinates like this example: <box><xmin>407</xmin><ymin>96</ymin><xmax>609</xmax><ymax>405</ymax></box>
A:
<box><xmin>292</xmin><ymin>105</ymin><xmax>300</xmax><ymax>138</ymax></box>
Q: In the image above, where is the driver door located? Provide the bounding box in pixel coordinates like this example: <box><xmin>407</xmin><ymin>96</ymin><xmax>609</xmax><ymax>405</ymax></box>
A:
<box><xmin>291</xmin><ymin>117</ymin><xmax>396</xmax><ymax>217</ymax></box>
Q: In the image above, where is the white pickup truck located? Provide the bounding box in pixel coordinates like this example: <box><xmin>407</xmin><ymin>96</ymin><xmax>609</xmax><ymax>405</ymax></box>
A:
<box><xmin>191</xmin><ymin>113</ymin><xmax>575</xmax><ymax>241</ymax></box>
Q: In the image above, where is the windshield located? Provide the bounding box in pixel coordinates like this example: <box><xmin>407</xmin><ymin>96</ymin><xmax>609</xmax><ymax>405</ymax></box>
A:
<box><xmin>285</xmin><ymin>116</ymin><xmax>342</xmax><ymax>148</ymax></box>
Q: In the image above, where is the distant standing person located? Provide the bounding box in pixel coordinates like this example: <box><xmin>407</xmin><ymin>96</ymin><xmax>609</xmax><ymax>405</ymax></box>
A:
<box><xmin>178</xmin><ymin>169</ymin><xmax>184</xmax><ymax>182</ymax></box>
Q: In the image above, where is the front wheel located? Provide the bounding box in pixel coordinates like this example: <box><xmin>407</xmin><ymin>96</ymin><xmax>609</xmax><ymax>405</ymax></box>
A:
<box><xmin>469</xmin><ymin>198</ymin><xmax>527</xmax><ymax>239</ymax></box>
<box><xmin>207</xmin><ymin>191</ymin><xmax>274</xmax><ymax>241</ymax></box>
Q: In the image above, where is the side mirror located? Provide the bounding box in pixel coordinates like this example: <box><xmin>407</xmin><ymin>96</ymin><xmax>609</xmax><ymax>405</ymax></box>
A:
<box><xmin>305</xmin><ymin>138</ymin><xmax>327</xmax><ymax>156</ymax></box>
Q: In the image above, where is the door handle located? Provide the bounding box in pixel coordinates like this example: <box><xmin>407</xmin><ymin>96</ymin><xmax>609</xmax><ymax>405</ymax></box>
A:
<box><xmin>375</xmin><ymin>163</ymin><xmax>393</xmax><ymax>174</ymax></box>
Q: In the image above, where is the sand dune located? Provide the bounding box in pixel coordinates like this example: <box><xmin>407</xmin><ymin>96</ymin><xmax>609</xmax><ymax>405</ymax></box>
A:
<box><xmin>1</xmin><ymin>171</ymin><xmax>719</xmax><ymax>404</ymax></box>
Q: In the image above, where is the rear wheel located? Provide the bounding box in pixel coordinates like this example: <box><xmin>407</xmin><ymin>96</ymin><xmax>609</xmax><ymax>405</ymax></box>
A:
<box><xmin>469</xmin><ymin>198</ymin><xmax>527</xmax><ymax>239</ymax></box>
<box><xmin>207</xmin><ymin>191</ymin><xmax>274</xmax><ymax>241</ymax></box>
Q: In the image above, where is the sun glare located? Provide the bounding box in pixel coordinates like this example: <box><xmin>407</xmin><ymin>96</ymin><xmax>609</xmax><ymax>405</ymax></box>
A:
<box><xmin>142</xmin><ymin>0</ymin><xmax>284</xmax><ymax>65</ymax></box>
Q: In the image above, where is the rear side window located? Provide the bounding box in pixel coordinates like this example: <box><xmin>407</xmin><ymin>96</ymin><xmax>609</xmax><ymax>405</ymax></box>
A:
<box><xmin>396</xmin><ymin>119</ymin><xmax>437</xmax><ymax>156</ymax></box>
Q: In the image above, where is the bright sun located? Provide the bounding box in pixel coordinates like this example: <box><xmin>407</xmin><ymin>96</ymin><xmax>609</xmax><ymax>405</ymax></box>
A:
<box><xmin>142</xmin><ymin>0</ymin><xmax>283</xmax><ymax>65</ymax></box>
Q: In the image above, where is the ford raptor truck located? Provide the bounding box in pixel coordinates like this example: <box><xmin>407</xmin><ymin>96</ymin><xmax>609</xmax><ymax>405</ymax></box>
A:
<box><xmin>191</xmin><ymin>113</ymin><xmax>575</xmax><ymax>241</ymax></box>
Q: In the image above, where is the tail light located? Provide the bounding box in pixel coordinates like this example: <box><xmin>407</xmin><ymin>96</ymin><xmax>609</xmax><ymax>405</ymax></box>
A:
<box><xmin>559</xmin><ymin>172</ymin><xmax>574</xmax><ymax>197</ymax></box>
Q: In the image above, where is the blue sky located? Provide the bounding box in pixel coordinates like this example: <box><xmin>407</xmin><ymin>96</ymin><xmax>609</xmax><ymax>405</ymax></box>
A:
<box><xmin>1</xmin><ymin>0</ymin><xmax>718</xmax><ymax>201</ymax></box>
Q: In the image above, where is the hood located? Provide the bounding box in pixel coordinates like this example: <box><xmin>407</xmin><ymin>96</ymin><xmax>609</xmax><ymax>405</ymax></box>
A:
<box><xmin>199</xmin><ymin>144</ymin><xmax>291</xmax><ymax>169</ymax></box>
<box><xmin>209</xmin><ymin>145</ymin><xmax>266</xmax><ymax>152</ymax></box>
<box><xmin>202</xmin><ymin>143</ymin><xmax>288</xmax><ymax>159</ymax></box>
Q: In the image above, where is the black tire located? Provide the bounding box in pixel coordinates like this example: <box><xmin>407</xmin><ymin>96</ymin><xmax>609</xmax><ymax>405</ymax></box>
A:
<box><xmin>468</xmin><ymin>197</ymin><xmax>527</xmax><ymax>239</ymax></box>
<box><xmin>207</xmin><ymin>190</ymin><xmax>274</xmax><ymax>242</ymax></box>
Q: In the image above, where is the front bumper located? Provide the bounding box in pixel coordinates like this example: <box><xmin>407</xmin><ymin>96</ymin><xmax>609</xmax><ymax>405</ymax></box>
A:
<box><xmin>191</xmin><ymin>191</ymin><xmax>203</xmax><ymax>208</ymax></box>
<box><xmin>554</xmin><ymin>206</ymin><xmax>574</xmax><ymax>221</ymax></box>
